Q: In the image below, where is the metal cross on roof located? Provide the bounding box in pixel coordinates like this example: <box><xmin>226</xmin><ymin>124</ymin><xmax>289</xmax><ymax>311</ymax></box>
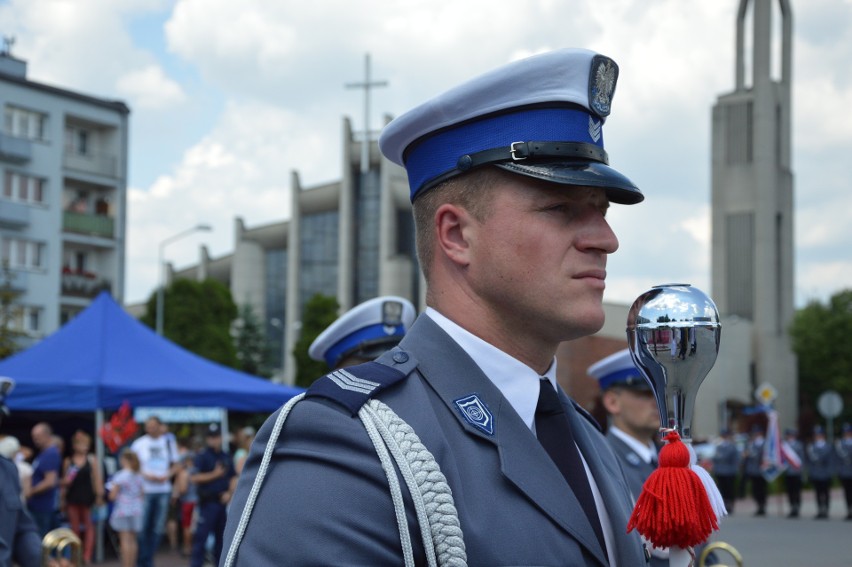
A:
<box><xmin>345</xmin><ymin>53</ymin><xmax>388</xmax><ymax>174</ymax></box>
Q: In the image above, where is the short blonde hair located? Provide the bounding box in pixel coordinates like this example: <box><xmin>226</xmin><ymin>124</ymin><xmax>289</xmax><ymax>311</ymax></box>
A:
<box><xmin>412</xmin><ymin>166</ymin><xmax>505</xmax><ymax>281</ymax></box>
<box><xmin>120</xmin><ymin>448</ymin><xmax>141</xmax><ymax>472</ymax></box>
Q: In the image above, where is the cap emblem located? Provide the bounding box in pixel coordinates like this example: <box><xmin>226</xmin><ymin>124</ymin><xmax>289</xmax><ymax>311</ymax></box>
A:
<box><xmin>382</xmin><ymin>300</ymin><xmax>404</xmax><ymax>326</ymax></box>
<box><xmin>588</xmin><ymin>55</ymin><xmax>618</xmax><ymax>117</ymax></box>
<box><xmin>454</xmin><ymin>394</ymin><xmax>494</xmax><ymax>436</ymax></box>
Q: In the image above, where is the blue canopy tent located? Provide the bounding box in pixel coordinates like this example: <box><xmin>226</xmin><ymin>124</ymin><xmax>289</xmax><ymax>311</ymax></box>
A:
<box><xmin>0</xmin><ymin>291</ymin><xmax>303</xmax><ymax>562</ymax></box>
<box><xmin>0</xmin><ymin>291</ymin><xmax>302</xmax><ymax>413</ymax></box>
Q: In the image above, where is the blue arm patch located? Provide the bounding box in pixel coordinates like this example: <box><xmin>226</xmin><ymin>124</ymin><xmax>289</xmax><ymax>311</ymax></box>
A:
<box><xmin>305</xmin><ymin>361</ymin><xmax>408</xmax><ymax>416</ymax></box>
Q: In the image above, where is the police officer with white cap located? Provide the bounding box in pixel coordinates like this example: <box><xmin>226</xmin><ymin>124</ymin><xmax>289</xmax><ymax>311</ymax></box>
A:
<box><xmin>837</xmin><ymin>422</ymin><xmax>852</xmax><ymax>520</ymax></box>
<box><xmin>712</xmin><ymin>428</ymin><xmax>741</xmax><ymax>515</ymax></box>
<box><xmin>309</xmin><ymin>296</ymin><xmax>417</xmax><ymax>370</ymax></box>
<box><xmin>589</xmin><ymin>349</ymin><xmax>668</xmax><ymax>566</ymax></box>
<box><xmin>807</xmin><ymin>424</ymin><xmax>835</xmax><ymax>519</ymax></box>
<box><xmin>223</xmin><ymin>48</ymin><xmax>648</xmax><ymax>566</ymax></box>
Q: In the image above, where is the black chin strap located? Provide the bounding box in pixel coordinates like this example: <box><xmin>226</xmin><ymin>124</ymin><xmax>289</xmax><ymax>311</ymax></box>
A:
<box><xmin>456</xmin><ymin>141</ymin><xmax>609</xmax><ymax>171</ymax></box>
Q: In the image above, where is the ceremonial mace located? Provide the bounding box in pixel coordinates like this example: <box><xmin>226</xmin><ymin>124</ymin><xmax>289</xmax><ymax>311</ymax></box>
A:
<box><xmin>626</xmin><ymin>284</ymin><xmax>725</xmax><ymax>566</ymax></box>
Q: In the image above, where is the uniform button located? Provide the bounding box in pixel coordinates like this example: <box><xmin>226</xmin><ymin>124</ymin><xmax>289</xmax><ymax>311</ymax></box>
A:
<box><xmin>393</xmin><ymin>352</ymin><xmax>409</xmax><ymax>363</ymax></box>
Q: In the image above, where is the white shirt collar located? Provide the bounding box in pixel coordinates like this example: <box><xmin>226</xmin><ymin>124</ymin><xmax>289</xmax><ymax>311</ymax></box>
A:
<box><xmin>609</xmin><ymin>426</ymin><xmax>656</xmax><ymax>464</ymax></box>
<box><xmin>425</xmin><ymin>307</ymin><xmax>557</xmax><ymax>431</ymax></box>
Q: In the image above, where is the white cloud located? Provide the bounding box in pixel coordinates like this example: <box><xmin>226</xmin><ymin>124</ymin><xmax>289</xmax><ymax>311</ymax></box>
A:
<box><xmin>126</xmin><ymin>99</ymin><xmax>335</xmax><ymax>301</ymax></box>
<box><xmin>2</xmin><ymin>0</ymin><xmax>851</xmax><ymax>308</ymax></box>
<box><xmin>116</xmin><ymin>64</ymin><xmax>187</xmax><ymax>109</ymax></box>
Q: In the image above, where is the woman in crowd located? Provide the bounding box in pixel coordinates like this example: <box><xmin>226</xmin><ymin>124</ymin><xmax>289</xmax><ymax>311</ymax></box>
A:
<box><xmin>60</xmin><ymin>430</ymin><xmax>104</xmax><ymax>564</ymax></box>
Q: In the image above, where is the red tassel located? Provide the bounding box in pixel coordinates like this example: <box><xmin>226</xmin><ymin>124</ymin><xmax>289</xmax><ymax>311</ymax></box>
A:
<box><xmin>627</xmin><ymin>430</ymin><xmax>718</xmax><ymax>549</ymax></box>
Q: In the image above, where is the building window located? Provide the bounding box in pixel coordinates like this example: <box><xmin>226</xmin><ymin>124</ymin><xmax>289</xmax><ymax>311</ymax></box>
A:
<box><xmin>64</xmin><ymin>126</ymin><xmax>90</xmax><ymax>155</ymax></box>
<box><xmin>1</xmin><ymin>171</ymin><xmax>47</xmax><ymax>205</ymax></box>
<box><xmin>1</xmin><ymin>237</ymin><xmax>46</xmax><ymax>270</ymax></box>
<box><xmin>27</xmin><ymin>306</ymin><xmax>41</xmax><ymax>333</ymax></box>
<box><xmin>9</xmin><ymin>305</ymin><xmax>44</xmax><ymax>334</ymax></box>
<box><xmin>3</xmin><ymin>105</ymin><xmax>47</xmax><ymax>141</ymax></box>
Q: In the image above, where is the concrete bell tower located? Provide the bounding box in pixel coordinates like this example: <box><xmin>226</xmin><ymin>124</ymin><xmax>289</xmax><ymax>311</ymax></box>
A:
<box><xmin>710</xmin><ymin>0</ymin><xmax>797</xmax><ymax>428</ymax></box>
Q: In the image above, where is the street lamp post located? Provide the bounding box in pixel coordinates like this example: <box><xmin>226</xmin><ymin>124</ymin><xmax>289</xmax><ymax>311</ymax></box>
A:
<box><xmin>156</xmin><ymin>223</ymin><xmax>212</xmax><ymax>335</ymax></box>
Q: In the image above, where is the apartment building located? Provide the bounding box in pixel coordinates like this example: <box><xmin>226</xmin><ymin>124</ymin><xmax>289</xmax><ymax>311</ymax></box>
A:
<box><xmin>0</xmin><ymin>51</ymin><xmax>129</xmax><ymax>346</ymax></box>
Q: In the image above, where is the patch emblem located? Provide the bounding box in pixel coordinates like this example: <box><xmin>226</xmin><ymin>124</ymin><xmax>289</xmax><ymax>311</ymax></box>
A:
<box><xmin>588</xmin><ymin>55</ymin><xmax>618</xmax><ymax>117</ymax></box>
<box><xmin>327</xmin><ymin>368</ymin><xmax>380</xmax><ymax>395</ymax></box>
<box><xmin>588</xmin><ymin>116</ymin><xmax>602</xmax><ymax>143</ymax></box>
<box><xmin>454</xmin><ymin>394</ymin><xmax>494</xmax><ymax>436</ymax></box>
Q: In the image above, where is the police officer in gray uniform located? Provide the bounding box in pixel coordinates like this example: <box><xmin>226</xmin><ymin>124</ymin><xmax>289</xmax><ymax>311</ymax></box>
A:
<box><xmin>742</xmin><ymin>425</ymin><xmax>767</xmax><ymax>516</ymax></box>
<box><xmin>222</xmin><ymin>49</ymin><xmax>649</xmax><ymax>566</ymax></box>
<box><xmin>807</xmin><ymin>425</ymin><xmax>835</xmax><ymax>519</ymax></box>
<box><xmin>711</xmin><ymin>428</ymin><xmax>741</xmax><ymax>515</ymax></box>
<box><xmin>588</xmin><ymin>350</ymin><xmax>659</xmax><ymax>499</ymax></box>
<box><xmin>589</xmin><ymin>349</ymin><xmax>668</xmax><ymax>566</ymax></box>
<box><xmin>835</xmin><ymin>423</ymin><xmax>852</xmax><ymax>520</ymax></box>
<box><xmin>0</xmin><ymin>378</ymin><xmax>40</xmax><ymax>567</ymax></box>
<box><xmin>782</xmin><ymin>428</ymin><xmax>805</xmax><ymax>518</ymax></box>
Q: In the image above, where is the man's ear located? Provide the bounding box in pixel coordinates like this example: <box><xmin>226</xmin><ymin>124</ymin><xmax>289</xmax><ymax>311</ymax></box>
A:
<box><xmin>601</xmin><ymin>389</ymin><xmax>620</xmax><ymax>415</ymax></box>
<box><xmin>435</xmin><ymin>203</ymin><xmax>474</xmax><ymax>267</ymax></box>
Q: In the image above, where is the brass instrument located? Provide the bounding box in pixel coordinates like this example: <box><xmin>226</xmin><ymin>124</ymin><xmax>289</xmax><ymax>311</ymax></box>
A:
<box><xmin>42</xmin><ymin>528</ymin><xmax>82</xmax><ymax>566</ymax></box>
<box><xmin>699</xmin><ymin>541</ymin><xmax>744</xmax><ymax>567</ymax></box>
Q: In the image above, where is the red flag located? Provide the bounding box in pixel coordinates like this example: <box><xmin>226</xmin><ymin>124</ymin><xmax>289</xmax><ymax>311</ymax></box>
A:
<box><xmin>99</xmin><ymin>401</ymin><xmax>138</xmax><ymax>454</ymax></box>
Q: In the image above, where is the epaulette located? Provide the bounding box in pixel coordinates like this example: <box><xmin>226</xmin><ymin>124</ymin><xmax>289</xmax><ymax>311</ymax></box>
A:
<box><xmin>305</xmin><ymin>361</ymin><xmax>408</xmax><ymax>416</ymax></box>
<box><xmin>571</xmin><ymin>399</ymin><xmax>603</xmax><ymax>433</ymax></box>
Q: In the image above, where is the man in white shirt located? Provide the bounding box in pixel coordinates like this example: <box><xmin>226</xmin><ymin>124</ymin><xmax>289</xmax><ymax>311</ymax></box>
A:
<box><xmin>130</xmin><ymin>416</ymin><xmax>180</xmax><ymax>567</ymax></box>
<box><xmin>223</xmin><ymin>48</ymin><xmax>648</xmax><ymax>566</ymax></box>
<box><xmin>590</xmin><ymin>348</ymin><xmax>668</xmax><ymax>566</ymax></box>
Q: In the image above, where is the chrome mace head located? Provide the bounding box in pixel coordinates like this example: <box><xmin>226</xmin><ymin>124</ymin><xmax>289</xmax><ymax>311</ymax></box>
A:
<box><xmin>626</xmin><ymin>284</ymin><xmax>721</xmax><ymax>441</ymax></box>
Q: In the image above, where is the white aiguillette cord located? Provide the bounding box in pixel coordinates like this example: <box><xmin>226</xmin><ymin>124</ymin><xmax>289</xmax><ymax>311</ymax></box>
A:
<box><xmin>222</xmin><ymin>394</ymin><xmax>468</xmax><ymax>567</ymax></box>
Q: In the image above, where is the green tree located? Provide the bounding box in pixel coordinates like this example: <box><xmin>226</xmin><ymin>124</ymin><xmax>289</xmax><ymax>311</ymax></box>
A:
<box><xmin>0</xmin><ymin>262</ymin><xmax>26</xmax><ymax>359</ymax></box>
<box><xmin>234</xmin><ymin>302</ymin><xmax>273</xmax><ymax>378</ymax></box>
<box><xmin>789</xmin><ymin>289</ymin><xmax>852</xmax><ymax>425</ymax></box>
<box><xmin>142</xmin><ymin>278</ymin><xmax>239</xmax><ymax>367</ymax></box>
<box><xmin>293</xmin><ymin>293</ymin><xmax>339</xmax><ymax>388</ymax></box>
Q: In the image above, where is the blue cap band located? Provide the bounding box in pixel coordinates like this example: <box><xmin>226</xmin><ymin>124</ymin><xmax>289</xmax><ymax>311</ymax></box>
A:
<box><xmin>404</xmin><ymin>106</ymin><xmax>603</xmax><ymax>200</ymax></box>
<box><xmin>324</xmin><ymin>322</ymin><xmax>405</xmax><ymax>368</ymax></box>
<box><xmin>598</xmin><ymin>367</ymin><xmax>646</xmax><ymax>390</ymax></box>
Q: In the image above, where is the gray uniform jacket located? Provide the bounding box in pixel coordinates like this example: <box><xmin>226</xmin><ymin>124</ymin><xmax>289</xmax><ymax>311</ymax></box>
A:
<box><xmin>222</xmin><ymin>316</ymin><xmax>647</xmax><ymax>566</ymax></box>
<box><xmin>743</xmin><ymin>439</ymin><xmax>765</xmax><ymax>477</ymax></box>
<box><xmin>0</xmin><ymin>455</ymin><xmax>40</xmax><ymax>567</ymax></box>
<box><xmin>711</xmin><ymin>441</ymin><xmax>740</xmax><ymax>477</ymax></box>
<box><xmin>837</xmin><ymin>439</ymin><xmax>852</xmax><ymax>479</ymax></box>
<box><xmin>806</xmin><ymin>442</ymin><xmax>835</xmax><ymax>482</ymax></box>
<box><xmin>605</xmin><ymin>431</ymin><xmax>667</xmax><ymax>567</ymax></box>
<box><xmin>605</xmin><ymin>430</ymin><xmax>656</xmax><ymax>503</ymax></box>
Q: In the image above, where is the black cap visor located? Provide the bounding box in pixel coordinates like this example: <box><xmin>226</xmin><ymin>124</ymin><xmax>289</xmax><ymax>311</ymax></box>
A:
<box><xmin>497</xmin><ymin>160</ymin><xmax>643</xmax><ymax>205</ymax></box>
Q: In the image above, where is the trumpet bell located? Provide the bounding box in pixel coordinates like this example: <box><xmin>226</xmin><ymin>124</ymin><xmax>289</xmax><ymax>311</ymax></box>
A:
<box><xmin>699</xmin><ymin>541</ymin><xmax>744</xmax><ymax>567</ymax></box>
<box><xmin>42</xmin><ymin>527</ymin><xmax>82</xmax><ymax>567</ymax></box>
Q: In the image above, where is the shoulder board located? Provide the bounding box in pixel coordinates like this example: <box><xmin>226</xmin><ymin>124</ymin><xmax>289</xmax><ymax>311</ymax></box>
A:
<box><xmin>571</xmin><ymin>399</ymin><xmax>603</xmax><ymax>433</ymax></box>
<box><xmin>305</xmin><ymin>361</ymin><xmax>408</xmax><ymax>416</ymax></box>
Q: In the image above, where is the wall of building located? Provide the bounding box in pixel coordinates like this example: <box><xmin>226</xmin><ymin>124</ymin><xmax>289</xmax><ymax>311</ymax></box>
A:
<box><xmin>0</xmin><ymin>52</ymin><xmax>128</xmax><ymax>343</ymax></box>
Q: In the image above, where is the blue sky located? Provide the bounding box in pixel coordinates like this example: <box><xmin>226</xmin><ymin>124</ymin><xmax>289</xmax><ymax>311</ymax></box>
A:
<box><xmin>0</xmin><ymin>0</ymin><xmax>849</xmax><ymax>309</ymax></box>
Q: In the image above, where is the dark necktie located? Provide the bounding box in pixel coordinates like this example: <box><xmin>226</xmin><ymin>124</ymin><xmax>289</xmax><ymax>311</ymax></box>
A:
<box><xmin>535</xmin><ymin>379</ymin><xmax>607</xmax><ymax>555</ymax></box>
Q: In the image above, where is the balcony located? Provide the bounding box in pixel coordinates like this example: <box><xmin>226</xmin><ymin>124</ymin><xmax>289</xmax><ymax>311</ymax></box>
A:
<box><xmin>63</xmin><ymin>150</ymin><xmax>118</xmax><ymax>178</ymax></box>
<box><xmin>0</xmin><ymin>200</ymin><xmax>30</xmax><ymax>229</ymax></box>
<box><xmin>61</xmin><ymin>268</ymin><xmax>111</xmax><ymax>298</ymax></box>
<box><xmin>0</xmin><ymin>132</ymin><xmax>32</xmax><ymax>163</ymax></box>
<box><xmin>63</xmin><ymin>210</ymin><xmax>114</xmax><ymax>239</ymax></box>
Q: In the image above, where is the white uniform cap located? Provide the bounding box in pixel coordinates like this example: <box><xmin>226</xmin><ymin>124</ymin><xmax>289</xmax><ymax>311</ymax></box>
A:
<box><xmin>308</xmin><ymin>296</ymin><xmax>417</xmax><ymax>369</ymax></box>
<box><xmin>587</xmin><ymin>348</ymin><xmax>650</xmax><ymax>391</ymax></box>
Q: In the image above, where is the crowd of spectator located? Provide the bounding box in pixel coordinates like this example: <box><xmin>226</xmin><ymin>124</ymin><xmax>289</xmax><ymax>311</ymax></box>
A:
<box><xmin>0</xmin><ymin>415</ymin><xmax>253</xmax><ymax>566</ymax></box>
